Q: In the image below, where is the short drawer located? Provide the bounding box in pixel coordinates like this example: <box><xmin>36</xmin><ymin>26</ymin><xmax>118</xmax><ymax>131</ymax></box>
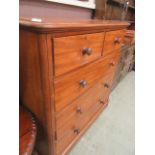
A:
<box><xmin>103</xmin><ymin>30</ymin><xmax>125</xmax><ymax>56</ymax></box>
<box><xmin>101</xmin><ymin>73</ymin><xmax>115</xmax><ymax>96</ymax></box>
<box><xmin>54</xmin><ymin>52</ymin><xmax>120</xmax><ymax>112</ymax></box>
<box><xmin>53</xmin><ymin>33</ymin><xmax>105</xmax><ymax>77</ymax></box>
<box><xmin>56</xmin><ymin>75</ymin><xmax>111</xmax><ymax>155</ymax></box>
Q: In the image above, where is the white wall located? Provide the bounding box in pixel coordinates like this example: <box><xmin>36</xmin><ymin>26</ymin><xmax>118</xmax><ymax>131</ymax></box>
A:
<box><xmin>46</xmin><ymin>0</ymin><xmax>96</xmax><ymax>9</ymax></box>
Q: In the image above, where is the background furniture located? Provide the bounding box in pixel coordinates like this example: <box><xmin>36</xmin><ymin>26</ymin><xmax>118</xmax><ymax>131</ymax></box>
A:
<box><xmin>19</xmin><ymin>0</ymin><xmax>93</xmax><ymax>20</ymax></box>
<box><xmin>95</xmin><ymin>0</ymin><xmax>135</xmax><ymax>21</ymax></box>
<box><xmin>95</xmin><ymin>0</ymin><xmax>135</xmax><ymax>90</ymax></box>
<box><xmin>112</xmin><ymin>30</ymin><xmax>135</xmax><ymax>90</ymax></box>
<box><xmin>19</xmin><ymin>106</ymin><xmax>37</xmax><ymax>155</ymax></box>
<box><xmin>20</xmin><ymin>18</ymin><xmax>129</xmax><ymax>155</ymax></box>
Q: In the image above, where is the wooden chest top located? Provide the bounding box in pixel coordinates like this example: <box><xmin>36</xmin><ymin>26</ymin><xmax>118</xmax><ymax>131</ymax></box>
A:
<box><xmin>19</xmin><ymin>17</ymin><xmax>129</xmax><ymax>32</ymax></box>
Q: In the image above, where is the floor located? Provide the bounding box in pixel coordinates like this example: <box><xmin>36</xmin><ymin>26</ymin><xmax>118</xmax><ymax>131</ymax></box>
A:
<box><xmin>69</xmin><ymin>71</ymin><xmax>135</xmax><ymax>155</ymax></box>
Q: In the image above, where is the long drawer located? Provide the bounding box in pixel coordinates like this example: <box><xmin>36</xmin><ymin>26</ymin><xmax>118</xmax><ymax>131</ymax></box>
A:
<box><xmin>55</xmin><ymin>72</ymin><xmax>114</xmax><ymax>155</ymax></box>
<box><xmin>53</xmin><ymin>33</ymin><xmax>105</xmax><ymax>77</ymax></box>
<box><xmin>103</xmin><ymin>30</ymin><xmax>125</xmax><ymax>56</ymax></box>
<box><xmin>54</xmin><ymin>51</ymin><xmax>120</xmax><ymax>112</ymax></box>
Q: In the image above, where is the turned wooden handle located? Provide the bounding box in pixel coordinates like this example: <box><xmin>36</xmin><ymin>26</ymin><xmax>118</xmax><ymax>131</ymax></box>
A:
<box><xmin>114</xmin><ymin>37</ymin><xmax>121</xmax><ymax>44</ymax></box>
<box><xmin>99</xmin><ymin>97</ymin><xmax>110</xmax><ymax>105</ymax></box>
<box><xmin>109</xmin><ymin>62</ymin><xmax>115</xmax><ymax>67</ymax></box>
<box><xmin>82</xmin><ymin>47</ymin><xmax>92</xmax><ymax>56</ymax></box>
<box><xmin>76</xmin><ymin>107</ymin><xmax>82</xmax><ymax>114</ymax></box>
<box><xmin>79</xmin><ymin>80</ymin><xmax>87</xmax><ymax>88</ymax></box>
<box><xmin>104</xmin><ymin>83</ymin><xmax>110</xmax><ymax>88</ymax></box>
<box><xmin>99</xmin><ymin>99</ymin><xmax>105</xmax><ymax>105</ymax></box>
<box><xmin>74</xmin><ymin>128</ymin><xmax>80</xmax><ymax>135</ymax></box>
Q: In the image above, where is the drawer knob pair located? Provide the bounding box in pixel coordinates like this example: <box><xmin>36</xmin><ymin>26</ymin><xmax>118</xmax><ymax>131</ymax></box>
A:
<box><xmin>76</xmin><ymin>107</ymin><xmax>82</xmax><ymax>114</ymax></box>
<box><xmin>74</xmin><ymin>128</ymin><xmax>80</xmax><ymax>135</ymax></box>
<box><xmin>82</xmin><ymin>48</ymin><xmax>92</xmax><ymax>56</ymax></box>
<box><xmin>104</xmin><ymin>83</ymin><xmax>110</xmax><ymax>88</ymax></box>
<box><xmin>79</xmin><ymin>80</ymin><xmax>87</xmax><ymax>88</ymax></box>
<box><xmin>114</xmin><ymin>37</ymin><xmax>121</xmax><ymax>44</ymax></box>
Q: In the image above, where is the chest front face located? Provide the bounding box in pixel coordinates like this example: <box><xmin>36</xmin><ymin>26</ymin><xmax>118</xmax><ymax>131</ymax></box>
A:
<box><xmin>53</xmin><ymin>29</ymin><xmax>124</xmax><ymax>155</ymax></box>
<box><xmin>19</xmin><ymin>20</ymin><xmax>128</xmax><ymax>155</ymax></box>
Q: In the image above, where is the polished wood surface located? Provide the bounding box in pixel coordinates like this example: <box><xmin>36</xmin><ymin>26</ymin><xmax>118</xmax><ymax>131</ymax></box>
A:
<box><xmin>19</xmin><ymin>106</ymin><xmax>37</xmax><ymax>155</ymax></box>
<box><xmin>20</xmin><ymin>30</ymin><xmax>46</xmax><ymax>127</ymax></box>
<box><xmin>20</xmin><ymin>19</ymin><xmax>128</xmax><ymax>155</ymax></box>
<box><xmin>20</xmin><ymin>30</ymin><xmax>56</xmax><ymax>155</ymax></box>
<box><xmin>125</xmin><ymin>30</ymin><xmax>135</xmax><ymax>45</ymax></box>
<box><xmin>56</xmin><ymin>71</ymin><xmax>114</xmax><ymax>139</ymax></box>
<box><xmin>103</xmin><ymin>30</ymin><xmax>125</xmax><ymax>56</ymax></box>
<box><xmin>56</xmin><ymin>74</ymin><xmax>112</xmax><ymax>154</ymax></box>
<box><xmin>54</xmin><ymin>33</ymin><xmax>105</xmax><ymax>76</ymax></box>
<box><xmin>19</xmin><ymin>17</ymin><xmax>129</xmax><ymax>32</ymax></box>
<box><xmin>54</xmin><ymin>52</ymin><xmax>120</xmax><ymax>113</ymax></box>
<box><xmin>58</xmin><ymin>98</ymin><xmax>109</xmax><ymax>155</ymax></box>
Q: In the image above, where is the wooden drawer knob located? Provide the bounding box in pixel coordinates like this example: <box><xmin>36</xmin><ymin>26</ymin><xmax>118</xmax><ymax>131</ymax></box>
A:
<box><xmin>82</xmin><ymin>48</ymin><xmax>92</xmax><ymax>56</ymax></box>
<box><xmin>99</xmin><ymin>99</ymin><xmax>105</xmax><ymax>105</ymax></box>
<box><xmin>114</xmin><ymin>37</ymin><xmax>121</xmax><ymax>44</ymax></box>
<box><xmin>104</xmin><ymin>83</ymin><xmax>110</xmax><ymax>88</ymax></box>
<box><xmin>105</xmin><ymin>98</ymin><xmax>109</xmax><ymax>105</ymax></box>
<box><xmin>76</xmin><ymin>107</ymin><xmax>82</xmax><ymax>114</ymax></box>
<box><xmin>79</xmin><ymin>80</ymin><xmax>87</xmax><ymax>88</ymax></box>
<box><xmin>74</xmin><ymin>128</ymin><xmax>80</xmax><ymax>135</ymax></box>
<box><xmin>109</xmin><ymin>62</ymin><xmax>115</xmax><ymax>67</ymax></box>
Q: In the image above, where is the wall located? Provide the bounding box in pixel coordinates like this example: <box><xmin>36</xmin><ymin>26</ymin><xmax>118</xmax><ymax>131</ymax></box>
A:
<box><xmin>20</xmin><ymin>0</ymin><xmax>93</xmax><ymax>20</ymax></box>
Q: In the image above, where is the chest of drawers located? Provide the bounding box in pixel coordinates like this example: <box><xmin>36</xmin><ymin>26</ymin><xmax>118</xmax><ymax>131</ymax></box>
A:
<box><xmin>19</xmin><ymin>18</ymin><xmax>129</xmax><ymax>155</ymax></box>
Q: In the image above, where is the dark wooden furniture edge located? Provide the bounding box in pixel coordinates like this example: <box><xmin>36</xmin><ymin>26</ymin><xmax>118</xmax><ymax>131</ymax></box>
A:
<box><xmin>19</xmin><ymin>17</ymin><xmax>130</xmax><ymax>33</ymax></box>
<box><xmin>19</xmin><ymin>106</ymin><xmax>37</xmax><ymax>155</ymax></box>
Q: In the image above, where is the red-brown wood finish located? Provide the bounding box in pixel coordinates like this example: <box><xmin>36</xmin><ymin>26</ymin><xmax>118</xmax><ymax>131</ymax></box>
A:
<box><xmin>19</xmin><ymin>106</ymin><xmax>37</xmax><ymax>155</ymax></box>
<box><xmin>103</xmin><ymin>29</ymin><xmax>125</xmax><ymax>56</ymax></box>
<box><xmin>54</xmin><ymin>32</ymin><xmax>105</xmax><ymax>76</ymax></box>
<box><xmin>20</xmin><ymin>30</ymin><xmax>56</xmax><ymax>155</ymax></box>
<box><xmin>19</xmin><ymin>18</ymin><xmax>129</xmax><ymax>155</ymax></box>
<box><xmin>19</xmin><ymin>17</ymin><xmax>129</xmax><ymax>33</ymax></box>
<box><xmin>54</xmin><ymin>52</ymin><xmax>120</xmax><ymax>113</ymax></box>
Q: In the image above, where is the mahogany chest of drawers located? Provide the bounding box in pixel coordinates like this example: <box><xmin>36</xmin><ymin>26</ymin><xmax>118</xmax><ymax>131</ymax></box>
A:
<box><xmin>19</xmin><ymin>18</ymin><xmax>129</xmax><ymax>155</ymax></box>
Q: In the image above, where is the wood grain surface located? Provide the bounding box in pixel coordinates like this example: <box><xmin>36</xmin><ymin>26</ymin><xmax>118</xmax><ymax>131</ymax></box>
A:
<box><xmin>55</xmin><ymin>73</ymin><xmax>113</xmax><ymax>154</ymax></box>
<box><xmin>54</xmin><ymin>33</ymin><xmax>105</xmax><ymax>76</ymax></box>
<box><xmin>54</xmin><ymin>51</ymin><xmax>120</xmax><ymax>113</ymax></box>
<box><xmin>19</xmin><ymin>106</ymin><xmax>37</xmax><ymax>155</ymax></box>
<box><xmin>20</xmin><ymin>19</ymin><xmax>128</xmax><ymax>155</ymax></box>
<box><xmin>19</xmin><ymin>17</ymin><xmax>130</xmax><ymax>32</ymax></box>
<box><xmin>103</xmin><ymin>29</ymin><xmax>125</xmax><ymax>56</ymax></box>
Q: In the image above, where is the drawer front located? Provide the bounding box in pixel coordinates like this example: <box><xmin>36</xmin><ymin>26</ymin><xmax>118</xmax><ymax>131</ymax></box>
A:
<box><xmin>101</xmin><ymin>73</ymin><xmax>115</xmax><ymax>97</ymax></box>
<box><xmin>54</xmin><ymin>52</ymin><xmax>120</xmax><ymax>112</ymax></box>
<box><xmin>57</xmin><ymin>71</ymin><xmax>114</xmax><ymax>128</ymax></box>
<box><xmin>103</xmin><ymin>30</ymin><xmax>125</xmax><ymax>56</ymax></box>
<box><xmin>56</xmin><ymin>80</ymin><xmax>108</xmax><ymax>139</ymax></box>
<box><xmin>54</xmin><ymin>33</ymin><xmax>105</xmax><ymax>77</ymax></box>
<box><xmin>56</xmin><ymin>75</ymin><xmax>112</xmax><ymax>155</ymax></box>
